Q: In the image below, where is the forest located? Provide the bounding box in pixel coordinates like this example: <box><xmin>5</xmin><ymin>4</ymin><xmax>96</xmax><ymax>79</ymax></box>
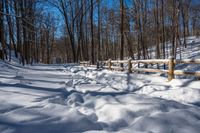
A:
<box><xmin>1</xmin><ymin>1</ymin><xmax>200</xmax><ymax>133</ymax></box>
<box><xmin>0</xmin><ymin>0</ymin><xmax>200</xmax><ymax>64</ymax></box>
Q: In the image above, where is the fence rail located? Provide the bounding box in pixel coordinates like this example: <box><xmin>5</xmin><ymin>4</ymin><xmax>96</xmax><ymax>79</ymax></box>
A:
<box><xmin>79</xmin><ymin>57</ymin><xmax>200</xmax><ymax>81</ymax></box>
<box><xmin>79</xmin><ymin>61</ymin><xmax>91</xmax><ymax>66</ymax></box>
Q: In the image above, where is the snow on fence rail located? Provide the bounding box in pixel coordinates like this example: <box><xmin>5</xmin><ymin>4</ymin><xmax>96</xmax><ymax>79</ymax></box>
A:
<box><xmin>79</xmin><ymin>61</ymin><xmax>91</xmax><ymax>66</ymax></box>
<box><xmin>79</xmin><ymin>57</ymin><xmax>200</xmax><ymax>81</ymax></box>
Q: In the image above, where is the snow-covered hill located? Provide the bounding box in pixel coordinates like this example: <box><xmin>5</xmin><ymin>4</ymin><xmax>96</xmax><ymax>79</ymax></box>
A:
<box><xmin>0</xmin><ymin>37</ymin><xmax>200</xmax><ymax>133</ymax></box>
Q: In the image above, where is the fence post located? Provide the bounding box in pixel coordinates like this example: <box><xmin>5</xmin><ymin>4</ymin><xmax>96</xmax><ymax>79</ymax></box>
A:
<box><xmin>89</xmin><ymin>60</ymin><xmax>91</xmax><ymax>66</ymax></box>
<box><xmin>97</xmin><ymin>60</ymin><xmax>99</xmax><ymax>69</ymax></box>
<box><xmin>168</xmin><ymin>56</ymin><xmax>175</xmax><ymax>81</ymax></box>
<box><xmin>108</xmin><ymin>59</ymin><xmax>112</xmax><ymax>70</ymax></box>
<box><xmin>128</xmin><ymin>58</ymin><xmax>132</xmax><ymax>73</ymax></box>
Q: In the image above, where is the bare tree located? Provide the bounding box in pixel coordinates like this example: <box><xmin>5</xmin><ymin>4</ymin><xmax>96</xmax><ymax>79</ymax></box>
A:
<box><xmin>120</xmin><ymin>0</ymin><xmax>124</xmax><ymax>63</ymax></box>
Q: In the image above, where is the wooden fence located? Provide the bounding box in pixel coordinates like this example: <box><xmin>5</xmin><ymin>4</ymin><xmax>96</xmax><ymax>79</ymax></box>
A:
<box><xmin>79</xmin><ymin>61</ymin><xmax>91</xmax><ymax>66</ymax></box>
<box><xmin>80</xmin><ymin>57</ymin><xmax>200</xmax><ymax>81</ymax></box>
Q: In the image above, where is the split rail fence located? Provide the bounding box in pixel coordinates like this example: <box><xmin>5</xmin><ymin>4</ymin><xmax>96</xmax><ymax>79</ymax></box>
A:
<box><xmin>80</xmin><ymin>57</ymin><xmax>200</xmax><ymax>81</ymax></box>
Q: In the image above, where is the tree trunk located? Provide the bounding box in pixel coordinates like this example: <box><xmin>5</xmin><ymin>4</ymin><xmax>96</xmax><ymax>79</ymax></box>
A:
<box><xmin>120</xmin><ymin>0</ymin><xmax>124</xmax><ymax>66</ymax></box>
<box><xmin>90</xmin><ymin>0</ymin><xmax>94</xmax><ymax>64</ymax></box>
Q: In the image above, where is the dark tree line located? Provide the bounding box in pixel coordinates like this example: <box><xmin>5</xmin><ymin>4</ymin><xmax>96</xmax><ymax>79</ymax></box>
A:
<box><xmin>0</xmin><ymin>0</ymin><xmax>200</xmax><ymax>64</ymax></box>
<box><xmin>0</xmin><ymin>0</ymin><xmax>56</xmax><ymax>64</ymax></box>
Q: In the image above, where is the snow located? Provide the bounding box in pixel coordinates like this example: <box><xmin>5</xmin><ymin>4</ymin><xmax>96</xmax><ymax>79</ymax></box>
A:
<box><xmin>0</xmin><ymin>37</ymin><xmax>200</xmax><ymax>133</ymax></box>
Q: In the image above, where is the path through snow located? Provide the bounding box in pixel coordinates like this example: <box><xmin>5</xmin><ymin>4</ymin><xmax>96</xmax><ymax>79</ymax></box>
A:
<box><xmin>0</xmin><ymin>61</ymin><xmax>200</xmax><ymax>133</ymax></box>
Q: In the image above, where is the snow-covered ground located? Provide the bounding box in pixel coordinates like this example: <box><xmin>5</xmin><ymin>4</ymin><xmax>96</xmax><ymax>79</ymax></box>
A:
<box><xmin>0</xmin><ymin>37</ymin><xmax>200</xmax><ymax>133</ymax></box>
<box><xmin>0</xmin><ymin>61</ymin><xmax>200</xmax><ymax>133</ymax></box>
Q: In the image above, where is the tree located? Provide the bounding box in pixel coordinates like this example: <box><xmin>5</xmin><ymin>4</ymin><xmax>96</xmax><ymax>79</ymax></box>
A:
<box><xmin>120</xmin><ymin>0</ymin><xmax>124</xmax><ymax>63</ymax></box>
<box><xmin>0</xmin><ymin>0</ymin><xmax>7</xmax><ymax>60</ymax></box>
<box><xmin>90</xmin><ymin>0</ymin><xmax>94</xmax><ymax>64</ymax></box>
